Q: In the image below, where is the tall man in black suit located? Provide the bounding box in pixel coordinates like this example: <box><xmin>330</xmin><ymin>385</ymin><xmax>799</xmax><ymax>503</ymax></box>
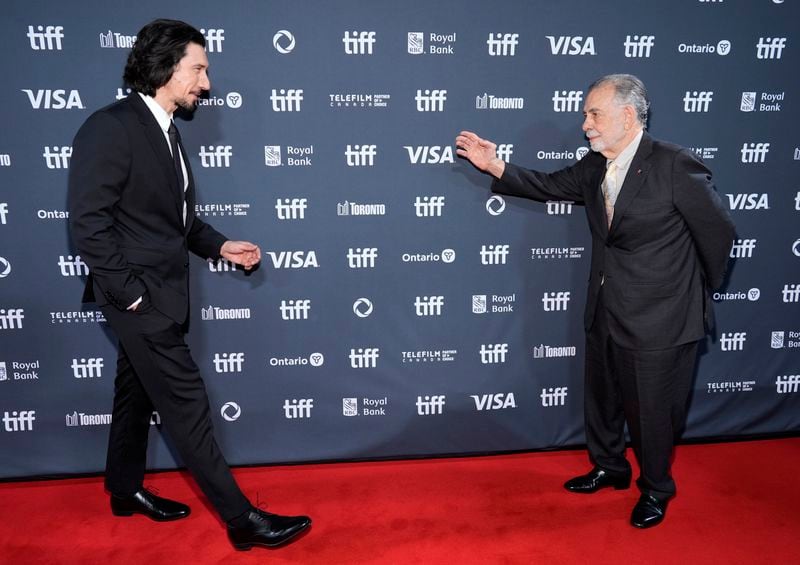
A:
<box><xmin>456</xmin><ymin>74</ymin><xmax>735</xmax><ymax>528</ymax></box>
<box><xmin>68</xmin><ymin>19</ymin><xmax>310</xmax><ymax>549</ymax></box>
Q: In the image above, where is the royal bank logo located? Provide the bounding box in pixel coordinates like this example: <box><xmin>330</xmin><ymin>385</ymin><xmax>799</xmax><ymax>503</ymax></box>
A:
<box><xmin>415</xmin><ymin>89</ymin><xmax>447</xmax><ymax>112</ymax></box>
<box><xmin>472</xmin><ymin>294</ymin><xmax>515</xmax><ymax>314</ymax></box>
<box><xmin>471</xmin><ymin>392</ymin><xmax>517</xmax><ymax>410</ymax></box>
<box><xmin>740</xmin><ymin>143</ymin><xmax>769</xmax><ymax>163</ymax></box>
<box><xmin>533</xmin><ymin>344</ymin><xmax>577</xmax><ymax>358</ymax></box>
<box><xmin>706</xmin><ymin>379</ymin><xmax>755</xmax><ymax>393</ymax></box>
<box><xmin>416</xmin><ymin>395</ymin><xmax>446</xmax><ymax>415</ymax></box>
<box><xmin>719</xmin><ymin>332</ymin><xmax>747</xmax><ymax>351</ymax></box>
<box><xmin>729</xmin><ymin>239</ymin><xmax>756</xmax><ymax>258</ymax></box>
<box><xmin>337</xmin><ymin>201</ymin><xmax>386</xmax><ymax>216</ymax></box>
<box><xmin>487</xmin><ymin>33</ymin><xmax>519</xmax><ymax>56</ymax></box>
<box><xmin>480</xmin><ymin>343</ymin><xmax>508</xmax><ymax>364</ymax></box>
<box><xmin>771</xmin><ymin>331</ymin><xmax>785</xmax><ymax>349</ymax></box>
<box><xmin>624</xmin><ymin>35</ymin><xmax>655</xmax><ymax>57</ymax></box>
<box><xmin>756</xmin><ymin>37</ymin><xmax>786</xmax><ymax>59</ymax></box>
<box><xmin>201</xmin><ymin>305</ymin><xmax>251</xmax><ymax>321</ymax></box>
<box><xmin>58</xmin><ymin>255</ymin><xmax>89</xmax><ymax>277</ymax></box>
<box><xmin>280</xmin><ymin>299</ymin><xmax>311</xmax><ymax>320</ymax></box>
<box><xmin>342</xmin><ymin>397</ymin><xmax>389</xmax><ymax>417</ymax></box>
<box><xmin>542</xmin><ymin>291</ymin><xmax>571</xmax><ymax>311</ymax></box>
<box><xmin>475</xmin><ymin>93</ymin><xmax>524</xmax><ymax>110</ymax></box>
<box><xmin>678</xmin><ymin>40</ymin><xmax>731</xmax><ymax>55</ymax></box>
<box><xmin>552</xmin><ymin>90</ymin><xmax>583</xmax><ymax>112</ymax></box>
<box><xmin>199</xmin><ymin>146</ymin><xmax>232</xmax><ymax>168</ymax></box>
<box><xmin>770</xmin><ymin>330</ymin><xmax>799</xmax><ymax>349</ymax></box>
<box><xmin>531</xmin><ymin>247</ymin><xmax>584</xmax><ymax>260</ymax></box>
<box><xmin>683</xmin><ymin>91</ymin><xmax>713</xmax><ymax>112</ymax></box>
<box><xmin>350</xmin><ymin>348</ymin><xmax>380</xmax><ymax>368</ymax></box>
<box><xmin>480</xmin><ymin>244</ymin><xmax>510</xmax><ymax>265</ymax></box>
<box><xmin>0</xmin><ymin>360</ymin><xmax>39</xmax><ymax>381</ymax></box>
<box><xmin>200</xmin><ymin>28</ymin><xmax>225</xmax><ymax>53</ymax></box>
<box><xmin>414</xmin><ymin>296</ymin><xmax>444</xmax><ymax>316</ymax></box>
<box><xmin>345</xmin><ymin>144</ymin><xmax>377</xmax><ymax>166</ymax></box>
<box><xmin>99</xmin><ymin>30</ymin><xmax>136</xmax><ymax>48</ymax></box>
<box><xmin>740</xmin><ymin>91</ymin><xmax>784</xmax><ymax>112</ymax></box>
<box><xmin>343</xmin><ymin>31</ymin><xmax>376</xmax><ymax>54</ymax></box>
<box><xmin>43</xmin><ymin>146</ymin><xmax>72</xmax><ymax>169</ymax></box>
<box><xmin>776</xmin><ymin>375</ymin><xmax>800</xmax><ymax>394</ymax></box>
<box><xmin>726</xmin><ymin>193</ymin><xmax>769</xmax><ymax>210</ymax></box>
<box><xmin>414</xmin><ymin>196</ymin><xmax>445</xmax><ymax>216</ymax></box>
<box><xmin>486</xmin><ymin>195</ymin><xmax>506</xmax><ymax>216</ymax></box>
<box><xmin>329</xmin><ymin>93</ymin><xmax>390</xmax><ymax>109</ymax></box>
<box><xmin>71</xmin><ymin>357</ymin><xmax>104</xmax><ymax>378</ymax></box>
<box><xmin>195</xmin><ymin>202</ymin><xmax>250</xmax><ymax>217</ymax></box>
<box><xmin>220</xmin><ymin>402</ymin><xmax>241</xmax><ymax>422</ymax></box>
<box><xmin>408</xmin><ymin>32</ymin><xmax>456</xmax><ymax>55</ymax></box>
<box><xmin>402</xmin><ymin>249</ymin><xmax>456</xmax><ymax>264</ymax></box>
<box><xmin>22</xmin><ymin>89</ymin><xmax>84</xmax><ymax>110</ymax></box>
<box><xmin>347</xmin><ymin>247</ymin><xmax>378</xmax><ymax>268</ymax></box>
<box><xmin>270</xmin><ymin>88</ymin><xmax>303</xmax><ymax>112</ymax></box>
<box><xmin>541</xmin><ymin>387</ymin><xmax>568</xmax><ymax>406</ymax></box>
<box><xmin>27</xmin><ymin>25</ymin><xmax>64</xmax><ymax>50</ymax></box>
<box><xmin>275</xmin><ymin>198</ymin><xmax>308</xmax><ymax>220</ymax></box>
<box><xmin>405</xmin><ymin>146</ymin><xmax>454</xmax><ymax>165</ymax></box>
<box><xmin>402</xmin><ymin>350</ymin><xmax>457</xmax><ymax>363</ymax></box>
<box><xmin>49</xmin><ymin>310</ymin><xmax>105</xmax><ymax>324</ymax></box>
<box><xmin>213</xmin><ymin>352</ymin><xmax>244</xmax><ymax>373</ymax></box>
<box><xmin>273</xmin><ymin>30</ymin><xmax>295</xmax><ymax>54</ymax></box>
<box><xmin>546</xmin><ymin>35</ymin><xmax>595</xmax><ymax>55</ymax></box>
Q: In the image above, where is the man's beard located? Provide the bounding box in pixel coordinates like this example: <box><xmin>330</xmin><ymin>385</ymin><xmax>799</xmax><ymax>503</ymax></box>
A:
<box><xmin>176</xmin><ymin>96</ymin><xmax>198</xmax><ymax>112</ymax></box>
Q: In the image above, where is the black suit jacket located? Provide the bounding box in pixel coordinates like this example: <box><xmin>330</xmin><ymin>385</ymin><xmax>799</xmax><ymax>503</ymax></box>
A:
<box><xmin>68</xmin><ymin>93</ymin><xmax>227</xmax><ymax>324</ymax></box>
<box><xmin>492</xmin><ymin>132</ymin><xmax>735</xmax><ymax>350</ymax></box>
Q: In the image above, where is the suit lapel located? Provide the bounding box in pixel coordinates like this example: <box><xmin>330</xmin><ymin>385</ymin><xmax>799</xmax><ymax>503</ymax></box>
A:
<box><xmin>127</xmin><ymin>94</ymin><xmax>185</xmax><ymax>222</ymax></box>
<box><xmin>608</xmin><ymin>132</ymin><xmax>653</xmax><ymax>233</ymax></box>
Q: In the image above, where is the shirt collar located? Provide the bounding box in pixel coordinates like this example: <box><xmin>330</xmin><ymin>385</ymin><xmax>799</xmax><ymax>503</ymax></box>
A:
<box><xmin>608</xmin><ymin>129</ymin><xmax>644</xmax><ymax>170</ymax></box>
<box><xmin>137</xmin><ymin>92</ymin><xmax>173</xmax><ymax>132</ymax></box>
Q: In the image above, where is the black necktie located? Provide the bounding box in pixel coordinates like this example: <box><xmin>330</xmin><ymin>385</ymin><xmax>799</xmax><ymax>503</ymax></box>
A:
<box><xmin>167</xmin><ymin>120</ymin><xmax>184</xmax><ymax>188</ymax></box>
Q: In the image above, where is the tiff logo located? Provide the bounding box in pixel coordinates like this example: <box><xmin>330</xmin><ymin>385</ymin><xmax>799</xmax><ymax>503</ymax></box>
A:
<box><xmin>776</xmin><ymin>375</ymin><xmax>800</xmax><ymax>394</ymax></box>
<box><xmin>756</xmin><ymin>37</ymin><xmax>787</xmax><ymax>59</ymax></box>
<box><xmin>541</xmin><ymin>387</ymin><xmax>568</xmax><ymax>407</ymax></box>
<box><xmin>624</xmin><ymin>35</ymin><xmax>655</xmax><ymax>58</ymax></box>
<box><xmin>43</xmin><ymin>146</ymin><xmax>72</xmax><ymax>169</ymax></box>
<box><xmin>271</xmin><ymin>89</ymin><xmax>303</xmax><ymax>112</ymax></box>
<box><xmin>542</xmin><ymin>291</ymin><xmax>571</xmax><ymax>311</ymax></box>
<box><xmin>414</xmin><ymin>196</ymin><xmax>445</xmax><ymax>217</ymax></box>
<box><xmin>740</xmin><ymin>142</ymin><xmax>769</xmax><ymax>163</ymax></box>
<box><xmin>347</xmin><ymin>247</ymin><xmax>378</xmax><ymax>268</ymax></box>
<box><xmin>3</xmin><ymin>410</ymin><xmax>36</xmax><ymax>432</ymax></box>
<box><xmin>416</xmin><ymin>395</ymin><xmax>446</xmax><ymax>415</ymax></box>
<box><xmin>208</xmin><ymin>258</ymin><xmax>238</xmax><ymax>272</ymax></box>
<box><xmin>199</xmin><ymin>146</ymin><xmax>232</xmax><ymax>167</ymax></box>
<box><xmin>480</xmin><ymin>343</ymin><xmax>509</xmax><ymax>364</ymax></box>
<box><xmin>684</xmin><ymin>91</ymin><xmax>713</xmax><ymax>112</ymax></box>
<box><xmin>343</xmin><ymin>31</ymin><xmax>376</xmax><ymax>54</ymax></box>
<box><xmin>280</xmin><ymin>299</ymin><xmax>311</xmax><ymax>320</ymax></box>
<box><xmin>729</xmin><ymin>239</ymin><xmax>756</xmax><ymax>258</ymax></box>
<box><xmin>480</xmin><ymin>244</ymin><xmax>510</xmax><ymax>265</ymax></box>
<box><xmin>720</xmin><ymin>332</ymin><xmax>747</xmax><ymax>351</ymax></box>
<box><xmin>58</xmin><ymin>255</ymin><xmax>89</xmax><ymax>277</ymax></box>
<box><xmin>27</xmin><ymin>25</ymin><xmax>64</xmax><ymax>50</ymax></box>
<box><xmin>201</xmin><ymin>28</ymin><xmax>225</xmax><ymax>53</ymax></box>
<box><xmin>487</xmin><ymin>33</ymin><xmax>519</xmax><ymax>56</ymax></box>
<box><xmin>415</xmin><ymin>89</ymin><xmax>447</xmax><ymax>112</ymax></box>
<box><xmin>414</xmin><ymin>296</ymin><xmax>444</xmax><ymax>316</ymax></box>
<box><xmin>782</xmin><ymin>284</ymin><xmax>800</xmax><ymax>303</ymax></box>
<box><xmin>275</xmin><ymin>198</ymin><xmax>308</xmax><ymax>220</ymax></box>
<box><xmin>345</xmin><ymin>144</ymin><xmax>377</xmax><ymax>166</ymax></box>
<box><xmin>213</xmin><ymin>352</ymin><xmax>244</xmax><ymax>373</ymax></box>
<box><xmin>0</xmin><ymin>202</ymin><xmax>7</xmax><ymax>224</ymax></box>
<box><xmin>546</xmin><ymin>201</ymin><xmax>574</xmax><ymax>215</ymax></box>
<box><xmin>71</xmin><ymin>357</ymin><xmax>104</xmax><ymax>378</ymax></box>
<box><xmin>497</xmin><ymin>144</ymin><xmax>514</xmax><ymax>162</ymax></box>
<box><xmin>284</xmin><ymin>399</ymin><xmax>313</xmax><ymax>419</ymax></box>
<box><xmin>0</xmin><ymin>309</ymin><xmax>25</xmax><ymax>330</ymax></box>
<box><xmin>552</xmin><ymin>90</ymin><xmax>583</xmax><ymax>112</ymax></box>
<box><xmin>350</xmin><ymin>348</ymin><xmax>380</xmax><ymax>368</ymax></box>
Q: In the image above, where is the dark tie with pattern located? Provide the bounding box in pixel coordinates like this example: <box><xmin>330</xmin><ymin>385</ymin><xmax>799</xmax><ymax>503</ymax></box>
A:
<box><xmin>167</xmin><ymin>120</ymin><xmax>184</xmax><ymax>188</ymax></box>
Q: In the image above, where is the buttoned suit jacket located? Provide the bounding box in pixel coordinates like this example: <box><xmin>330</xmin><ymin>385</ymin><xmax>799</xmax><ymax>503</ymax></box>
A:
<box><xmin>68</xmin><ymin>93</ymin><xmax>227</xmax><ymax>325</ymax></box>
<box><xmin>492</xmin><ymin>132</ymin><xmax>735</xmax><ymax>350</ymax></box>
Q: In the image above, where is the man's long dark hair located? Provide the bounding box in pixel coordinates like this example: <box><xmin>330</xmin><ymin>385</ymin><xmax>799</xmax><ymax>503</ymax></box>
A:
<box><xmin>123</xmin><ymin>19</ymin><xmax>205</xmax><ymax>96</ymax></box>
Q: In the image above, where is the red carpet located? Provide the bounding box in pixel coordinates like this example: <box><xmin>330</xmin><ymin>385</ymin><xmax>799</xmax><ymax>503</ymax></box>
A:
<box><xmin>1</xmin><ymin>438</ymin><xmax>798</xmax><ymax>564</ymax></box>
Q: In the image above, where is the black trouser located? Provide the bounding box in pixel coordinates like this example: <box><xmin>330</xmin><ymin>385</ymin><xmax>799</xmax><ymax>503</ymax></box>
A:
<box><xmin>584</xmin><ymin>291</ymin><xmax>698</xmax><ymax>501</ymax></box>
<box><xmin>102</xmin><ymin>297</ymin><xmax>251</xmax><ymax>521</ymax></box>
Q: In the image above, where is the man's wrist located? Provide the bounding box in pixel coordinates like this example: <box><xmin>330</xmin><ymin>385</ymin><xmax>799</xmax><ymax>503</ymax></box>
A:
<box><xmin>487</xmin><ymin>157</ymin><xmax>506</xmax><ymax>179</ymax></box>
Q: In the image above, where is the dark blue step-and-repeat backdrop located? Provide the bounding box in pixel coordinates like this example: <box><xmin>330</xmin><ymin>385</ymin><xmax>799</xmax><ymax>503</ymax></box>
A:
<box><xmin>1</xmin><ymin>0</ymin><xmax>798</xmax><ymax>479</ymax></box>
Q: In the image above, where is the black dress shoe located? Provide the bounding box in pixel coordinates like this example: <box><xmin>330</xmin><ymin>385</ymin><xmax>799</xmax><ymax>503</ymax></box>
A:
<box><xmin>110</xmin><ymin>488</ymin><xmax>191</xmax><ymax>521</ymax></box>
<box><xmin>564</xmin><ymin>467</ymin><xmax>632</xmax><ymax>493</ymax></box>
<box><xmin>227</xmin><ymin>508</ymin><xmax>311</xmax><ymax>550</ymax></box>
<box><xmin>631</xmin><ymin>494</ymin><xmax>668</xmax><ymax>528</ymax></box>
